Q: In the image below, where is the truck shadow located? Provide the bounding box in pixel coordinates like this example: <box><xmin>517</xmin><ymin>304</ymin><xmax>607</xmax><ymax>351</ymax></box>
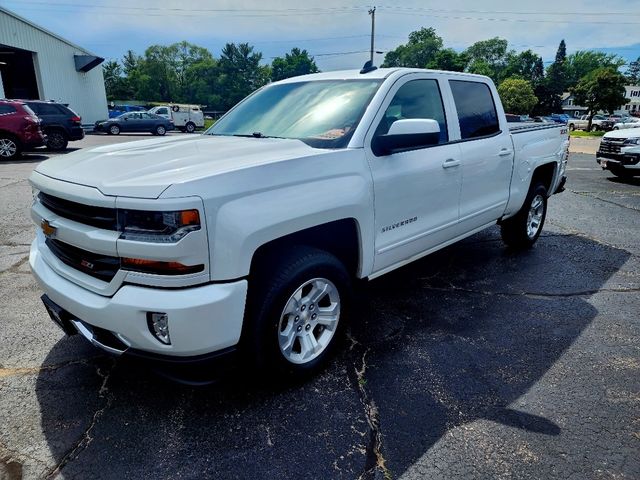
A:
<box><xmin>34</xmin><ymin>227</ymin><xmax>631</xmax><ymax>479</ymax></box>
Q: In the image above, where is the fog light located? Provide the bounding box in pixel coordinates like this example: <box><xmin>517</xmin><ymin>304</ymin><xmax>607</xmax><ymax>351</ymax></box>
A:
<box><xmin>147</xmin><ymin>312</ymin><xmax>171</xmax><ymax>345</ymax></box>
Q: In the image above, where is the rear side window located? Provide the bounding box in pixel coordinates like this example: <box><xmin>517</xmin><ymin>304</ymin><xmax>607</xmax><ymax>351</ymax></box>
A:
<box><xmin>449</xmin><ymin>80</ymin><xmax>500</xmax><ymax>139</ymax></box>
<box><xmin>34</xmin><ymin>103</ymin><xmax>63</xmax><ymax>115</ymax></box>
<box><xmin>0</xmin><ymin>105</ymin><xmax>17</xmax><ymax>115</ymax></box>
<box><xmin>157</xmin><ymin>108</ymin><xmax>169</xmax><ymax>115</ymax></box>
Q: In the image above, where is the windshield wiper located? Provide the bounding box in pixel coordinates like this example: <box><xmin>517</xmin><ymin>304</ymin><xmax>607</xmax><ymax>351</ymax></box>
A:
<box><xmin>231</xmin><ymin>132</ymin><xmax>285</xmax><ymax>139</ymax></box>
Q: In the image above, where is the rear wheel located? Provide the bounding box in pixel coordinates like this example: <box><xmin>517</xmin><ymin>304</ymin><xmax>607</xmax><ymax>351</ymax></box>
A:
<box><xmin>185</xmin><ymin>122</ymin><xmax>196</xmax><ymax>133</ymax></box>
<box><xmin>568</xmin><ymin>123</ymin><xmax>575</xmax><ymax>131</ymax></box>
<box><xmin>243</xmin><ymin>246</ymin><xmax>351</xmax><ymax>378</ymax></box>
<box><xmin>108</xmin><ymin>124</ymin><xmax>120</xmax><ymax>135</ymax></box>
<box><xmin>45</xmin><ymin>130</ymin><xmax>68</xmax><ymax>151</ymax></box>
<box><xmin>501</xmin><ymin>181</ymin><xmax>548</xmax><ymax>249</ymax></box>
<box><xmin>155</xmin><ymin>125</ymin><xmax>166</xmax><ymax>136</ymax></box>
<box><xmin>0</xmin><ymin>135</ymin><xmax>20</xmax><ymax>160</ymax></box>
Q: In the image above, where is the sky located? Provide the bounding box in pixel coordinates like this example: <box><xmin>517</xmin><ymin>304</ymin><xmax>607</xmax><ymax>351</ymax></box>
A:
<box><xmin>3</xmin><ymin>0</ymin><xmax>640</xmax><ymax>71</ymax></box>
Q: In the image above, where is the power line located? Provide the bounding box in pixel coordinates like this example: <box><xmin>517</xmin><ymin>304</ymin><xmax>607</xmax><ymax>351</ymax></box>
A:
<box><xmin>376</xmin><ymin>5</ymin><xmax>640</xmax><ymax>16</ymax></box>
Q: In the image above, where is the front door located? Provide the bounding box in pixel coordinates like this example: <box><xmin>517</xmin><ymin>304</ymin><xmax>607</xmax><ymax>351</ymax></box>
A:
<box><xmin>366</xmin><ymin>76</ymin><xmax>463</xmax><ymax>274</ymax></box>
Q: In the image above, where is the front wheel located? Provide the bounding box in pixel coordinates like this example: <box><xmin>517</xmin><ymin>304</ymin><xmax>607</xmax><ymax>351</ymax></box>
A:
<box><xmin>108</xmin><ymin>124</ymin><xmax>120</xmax><ymax>135</ymax></box>
<box><xmin>501</xmin><ymin>181</ymin><xmax>548</xmax><ymax>249</ymax></box>
<box><xmin>243</xmin><ymin>246</ymin><xmax>351</xmax><ymax>378</ymax></box>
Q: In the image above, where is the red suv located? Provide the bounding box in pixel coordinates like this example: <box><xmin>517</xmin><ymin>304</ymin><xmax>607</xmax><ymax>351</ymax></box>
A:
<box><xmin>0</xmin><ymin>100</ymin><xmax>46</xmax><ymax>160</ymax></box>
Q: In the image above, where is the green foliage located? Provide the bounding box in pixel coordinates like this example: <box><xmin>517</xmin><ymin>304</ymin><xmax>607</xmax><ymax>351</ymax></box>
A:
<box><xmin>566</xmin><ymin>51</ymin><xmax>626</xmax><ymax>87</ymax></box>
<box><xmin>572</xmin><ymin>67</ymin><xmax>629</xmax><ymax>129</ymax></box>
<box><xmin>498</xmin><ymin>78</ymin><xmax>538</xmax><ymax>115</ymax></box>
<box><xmin>217</xmin><ymin>43</ymin><xmax>271</xmax><ymax>110</ymax></box>
<box><xmin>271</xmin><ymin>48</ymin><xmax>319</xmax><ymax>81</ymax></box>
<box><xmin>427</xmin><ymin>48</ymin><xmax>467</xmax><ymax>72</ymax></box>
<box><xmin>382</xmin><ymin>27</ymin><xmax>443</xmax><ymax>68</ymax></box>
<box><xmin>463</xmin><ymin>37</ymin><xmax>510</xmax><ymax>82</ymax></box>
<box><xmin>626</xmin><ymin>56</ymin><xmax>640</xmax><ymax>85</ymax></box>
<box><xmin>504</xmin><ymin>50</ymin><xmax>544</xmax><ymax>86</ymax></box>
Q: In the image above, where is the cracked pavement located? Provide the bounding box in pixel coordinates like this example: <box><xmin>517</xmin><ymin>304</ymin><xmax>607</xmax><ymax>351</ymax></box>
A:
<box><xmin>0</xmin><ymin>138</ymin><xmax>639</xmax><ymax>479</ymax></box>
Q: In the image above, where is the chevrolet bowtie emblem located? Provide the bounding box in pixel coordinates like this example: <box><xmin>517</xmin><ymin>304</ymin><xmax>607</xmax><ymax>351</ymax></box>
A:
<box><xmin>41</xmin><ymin>219</ymin><xmax>57</xmax><ymax>238</ymax></box>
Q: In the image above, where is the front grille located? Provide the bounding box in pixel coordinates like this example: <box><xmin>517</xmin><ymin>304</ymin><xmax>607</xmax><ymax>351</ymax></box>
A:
<box><xmin>598</xmin><ymin>139</ymin><xmax>624</xmax><ymax>155</ymax></box>
<box><xmin>46</xmin><ymin>238</ymin><xmax>119</xmax><ymax>282</ymax></box>
<box><xmin>39</xmin><ymin>192</ymin><xmax>117</xmax><ymax>230</ymax></box>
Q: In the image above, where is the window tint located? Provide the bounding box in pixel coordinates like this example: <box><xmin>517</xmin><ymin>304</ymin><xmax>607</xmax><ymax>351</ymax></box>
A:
<box><xmin>449</xmin><ymin>80</ymin><xmax>500</xmax><ymax>139</ymax></box>
<box><xmin>157</xmin><ymin>108</ymin><xmax>169</xmax><ymax>115</ymax></box>
<box><xmin>375</xmin><ymin>79</ymin><xmax>448</xmax><ymax>144</ymax></box>
<box><xmin>34</xmin><ymin>103</ymin><xmax>64</xmax><ymax>115</ymax></box>
<box><xmin>0</xmin><ymin>105</ymin><xmax>17</xmax><ymax>115</ymax></box>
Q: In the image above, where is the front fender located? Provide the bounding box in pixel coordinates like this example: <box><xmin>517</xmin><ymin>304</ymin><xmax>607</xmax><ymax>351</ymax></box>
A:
<box><xmin>209</xmin><ymin>175</ymin><xmax>374</xmax><ymax>280</ymax></box>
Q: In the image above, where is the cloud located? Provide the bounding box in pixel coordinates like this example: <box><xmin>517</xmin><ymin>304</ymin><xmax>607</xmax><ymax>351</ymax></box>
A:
<box><xmin>4</xmin><ymin>0</ymin><xmax>640</xmax><ymax>70</ymax></box>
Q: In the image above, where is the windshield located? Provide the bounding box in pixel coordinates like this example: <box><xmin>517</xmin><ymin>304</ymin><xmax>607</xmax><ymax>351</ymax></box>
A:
<box><xmin>207</xmin><ymin>79</ymin><xmax>383</xmax><ymax>149</ymax></box>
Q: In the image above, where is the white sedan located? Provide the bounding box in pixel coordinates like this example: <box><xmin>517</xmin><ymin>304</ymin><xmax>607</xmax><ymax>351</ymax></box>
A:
<box><xmin>613</xmin><ymin>117</ymin><xmax>640</xmax><ymax>130</ymax></box>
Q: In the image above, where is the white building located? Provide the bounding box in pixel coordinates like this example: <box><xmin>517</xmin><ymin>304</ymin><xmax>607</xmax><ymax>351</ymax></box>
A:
<box><xmin>0</xmin><ymin>7</ymin><xmax>107</xmax><ymax>124</ymax></box>
<box><xmin>619</xmin><ymin>86</ymin><xmax>640</xmax><ymax>115</ymax></box>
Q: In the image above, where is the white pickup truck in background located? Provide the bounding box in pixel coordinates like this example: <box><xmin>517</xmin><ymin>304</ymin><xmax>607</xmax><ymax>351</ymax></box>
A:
<box><xmin>29</xmin><ymin>67</ymin><xmax>569</xmax><ymax>380</ymax></box>
<box><xmin>148</xmin><ymin>104</ymin><xmax>205</xmax><ymax>133</ymax></box>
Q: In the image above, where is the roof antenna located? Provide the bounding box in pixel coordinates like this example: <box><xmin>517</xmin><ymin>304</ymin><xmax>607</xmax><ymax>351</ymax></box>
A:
<box><xmin>360</xmin><ymin>60</ymin><xmax>377</xmax><ymax>74</ymax></box>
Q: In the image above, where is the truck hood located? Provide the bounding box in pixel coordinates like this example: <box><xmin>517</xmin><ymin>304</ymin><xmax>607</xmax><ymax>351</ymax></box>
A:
<box><xmin>603</xmin><ymin>128</ymin><xmax>640</xmax><ymax>140</ymax></box>
<box><xmin>34</xmin><ymin>135</ymin><xmax>325</xmax><ymax>198</ymax></box>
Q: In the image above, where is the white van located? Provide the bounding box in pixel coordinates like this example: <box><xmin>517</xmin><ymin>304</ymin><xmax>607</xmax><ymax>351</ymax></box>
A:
<box><xmin>148</xmin><ymin>104</ymin><xmax>204</xmax><ymax>133</ymax></box>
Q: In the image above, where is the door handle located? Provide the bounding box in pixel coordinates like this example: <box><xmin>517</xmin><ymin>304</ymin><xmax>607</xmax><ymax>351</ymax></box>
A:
<box><xmin>442</xmin><ymin>158</ymin><xmax>460</xmax><ymax>168</ymax></box>
<box><xmin>498</xmin><ymin>148</ymin><xmax>513</xmax><ymax>157</ymax></box>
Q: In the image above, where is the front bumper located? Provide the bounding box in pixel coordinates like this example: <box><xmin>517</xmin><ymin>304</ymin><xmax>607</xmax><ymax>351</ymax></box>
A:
<box><xmin>30</xmin><ymin>240</ymin><xmax>248</xmax><ymax>358</ymax></box>
<box><xmin>596</xmin><ymin>154</ymin><xmax>640</xmax><ymax>172</ymax></box>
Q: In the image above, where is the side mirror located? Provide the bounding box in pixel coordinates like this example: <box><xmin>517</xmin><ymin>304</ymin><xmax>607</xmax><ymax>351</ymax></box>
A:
<box><xmin>373</xmin><ymin>119</ymin><xmax>441</xmax><ymax>156</ymax></box>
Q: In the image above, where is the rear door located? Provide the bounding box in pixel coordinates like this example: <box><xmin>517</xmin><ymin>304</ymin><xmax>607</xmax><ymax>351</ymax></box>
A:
<box><xmin>366</xmin><ymin>74</ymin><xmax>463</xmax><ymax>274</ymax></box>
<box><xmin>449</xmin><ymin>79</ymin><xmax>513</xmax><ymax>231</ymax></box>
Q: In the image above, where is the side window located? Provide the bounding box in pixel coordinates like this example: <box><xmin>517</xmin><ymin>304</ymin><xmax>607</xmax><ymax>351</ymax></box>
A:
<box><xmin>0</xmin><ymin>105</ymin><xmax>17</xmax><ymax>115</ymax></box>
<box><xmin>38</xmin><ymin>103</ymin><xmax>62</xmax><ymax>115</ymax></box>
<box><xmin>157</xmin><ymin>108</ymin><xmax>169</xmax><ymax>115</ymax></box>
<box><xmin>449</xmin><ymin>80</ymin><xmax>500</xmax><ymax>139</ymax></box>
<box><xmin>375</xmin><ymin>79</ymin><xmax>448</xmax><ymax>144</ymax></box>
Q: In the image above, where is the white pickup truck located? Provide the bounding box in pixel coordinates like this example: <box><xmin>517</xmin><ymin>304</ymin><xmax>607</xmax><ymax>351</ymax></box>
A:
<box><xmin>148</xmin><ymin>104</ymin><xmax>204</xmax><ymax>133</ymax></box>
<box><xmin>29</xmin><ymin>67</ymin><xmax>568</xmax><ymax>378</ymax></box>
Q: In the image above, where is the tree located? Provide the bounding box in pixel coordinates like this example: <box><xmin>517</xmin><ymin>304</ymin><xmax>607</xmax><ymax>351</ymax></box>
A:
<box><xmin>427</xmin><ymin>48</ymin><xmax>467</xmax><ymax>72</ymax></box>
<box><xmin>572</xmin><ymin>68</ymin><xmax>629</xmax><ymax>130</ymax></box>
<box><xmin>626</xmin><ymin>56</ymin><xmax>640</xmax><ymax>85</ymax></box>
<box><xmin>382</xmin><ymin>27</ymin><xmax>443</xmax><ymax>68</ymax></box>
<box><xmin>102</xmin><ymin>60</ymin><xmax>129</xmax><ymax>100</ymax></box>
<box><xmin>463</xmin><ymin>37</ymin><xmax>511</xmax><ymax>82</ymax></box>
<box><xmin>566</xmin><ymin>50</ymin><xmax>625</xmax><ymax>88</ymax></box>
<box><xmin>498</xmin><ymin>78</ymin><xmax>538</xmax><ymax>115</ymax></box>
<box><xmin>504</xmin><ymin>50</ymin><xmax>544</xmax><ymax>86</ymax></box>
<box><xmin>218</xmin><ymin>42</ymin><xmax>270</xmax><ymax>110</ymax></box>
<box><xmin>537</xmin><ymin>39</ymin><xmax>568</xmax><ymax>114</ymax></box>
<box><xmin>271</xmin><ymin>48</ymin><xmax>319</xmax><ymax>82</ymax></box>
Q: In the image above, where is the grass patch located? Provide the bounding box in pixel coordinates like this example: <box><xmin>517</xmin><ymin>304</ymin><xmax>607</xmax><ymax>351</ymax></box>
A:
<box><xmin>570</xmin><ymin>130</ymin><xmax>605</xmax><ymax>138</ymax></box>
<box><xmin>204</xmin><ymin>118</ymin><xmax>216</xmax><ymax>130</ymax></box>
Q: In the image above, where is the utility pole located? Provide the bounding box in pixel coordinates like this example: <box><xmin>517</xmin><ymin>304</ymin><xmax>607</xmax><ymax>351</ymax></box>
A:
<box><xmin>368</xmin><ymin>6</ymin><xmax>376</xmax><ymax>63</ymax></box>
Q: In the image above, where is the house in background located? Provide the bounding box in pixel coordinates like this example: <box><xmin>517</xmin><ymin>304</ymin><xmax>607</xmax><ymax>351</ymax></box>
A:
<box><xmin>561</xmin><ymin>93</ymin><xmax>588</xmax><ymax>118</ymax></box>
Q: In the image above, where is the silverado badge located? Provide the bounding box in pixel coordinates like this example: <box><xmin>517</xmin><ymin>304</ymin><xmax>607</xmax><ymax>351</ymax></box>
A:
<box><xmin>41</xmin><ymin>219</ymin><xmax>57</xmax><ymax>238</ymax></box>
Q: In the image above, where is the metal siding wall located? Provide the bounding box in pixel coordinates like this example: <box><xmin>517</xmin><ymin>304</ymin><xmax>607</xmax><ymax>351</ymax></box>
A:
<box><xmin>0</xmin><ymin>11</ymin><xmax>108</xmax><ymax>124</ymax></box>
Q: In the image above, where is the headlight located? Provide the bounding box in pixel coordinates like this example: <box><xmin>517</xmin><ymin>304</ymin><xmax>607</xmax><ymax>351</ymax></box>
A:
<box><xmin>118</xmin><ymin>209</ymin><xmax>200</xmax><ymax>243</ymax></box>
<box><xmin>623</xmin><ymin>138</ymin><xmax>640</xmax><ymax>145</ymax></box>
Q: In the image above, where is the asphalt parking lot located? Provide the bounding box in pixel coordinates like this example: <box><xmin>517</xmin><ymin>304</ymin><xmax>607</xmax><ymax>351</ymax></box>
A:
<box><xmin>0</xmin><ymin>134</ymin><xmax>638</xmax><ymax>479</ymax></box>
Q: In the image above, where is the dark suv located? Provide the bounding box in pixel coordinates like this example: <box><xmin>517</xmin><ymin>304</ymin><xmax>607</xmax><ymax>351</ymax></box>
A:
<box><xmin>0</xmin><ymin>100</ymin><xmax>46</xmax><ymax>160</ymax></box>
<box><xmin>23</xmin><ymin>100</ymin><xmax>84</xmax><ymax>151</ymax></box>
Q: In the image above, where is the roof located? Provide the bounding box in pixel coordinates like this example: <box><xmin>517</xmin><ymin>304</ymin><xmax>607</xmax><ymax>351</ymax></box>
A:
<box><xmin>275</xmin><ymin>67</ymin><xmax>492</xmax><ymax>84</ymax></box>
<box><xmin>0</xmin><ymin>6</ymin><xmax>97</xmax><ymax>56</ymax></box>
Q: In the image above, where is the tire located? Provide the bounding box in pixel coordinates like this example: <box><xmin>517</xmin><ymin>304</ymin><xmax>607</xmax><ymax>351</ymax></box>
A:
<box><xmin>568</xmin><ymin>123</ymin><xmax>575</xmax><ymax>131</ymax></box>
<box><xmin>589</xmin><ymin>125</ymin><xmax>597</xmax><ymax>132</ymax></box>
<box><xmin>500</xmin><ymin>181</ymin><xmax>548</xmax><ymax>249</ymax></box>
<box><xmin>243</xmin><ymin>246</ymin><xmax>351</xmax><ymax>378</ymax></box>
<box><xmin>155</xmin><ymin>125</ymin><xmax>166</xmax><ymax>136</ymax></box>
<box><xmin>45</xmin><ymin>130</ymin><xmax>68</xmax><ymax>151</ymax></box>
<box><xmin>613</xmin><ymin>126</ymin><xmax>619</xmax><ymax>130</ymax></box>
<box><xmin>185</xmin><ymin>122</ymin><xmax>196</xmax><ymax>133</ymax></box>
<box><xmin>610</xmin><ymin>167</ymin><xmax>633</xmax><ymax>179</ymax></box>
<box><xmin>0</xmin><ymin>135</ymin><xmax>20</xmax><ymax>160</ymax></box>
<box><xmin>108</xmin><ymin>124</ymin><xmax>120</xmax><ymax>135</ymax></box>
